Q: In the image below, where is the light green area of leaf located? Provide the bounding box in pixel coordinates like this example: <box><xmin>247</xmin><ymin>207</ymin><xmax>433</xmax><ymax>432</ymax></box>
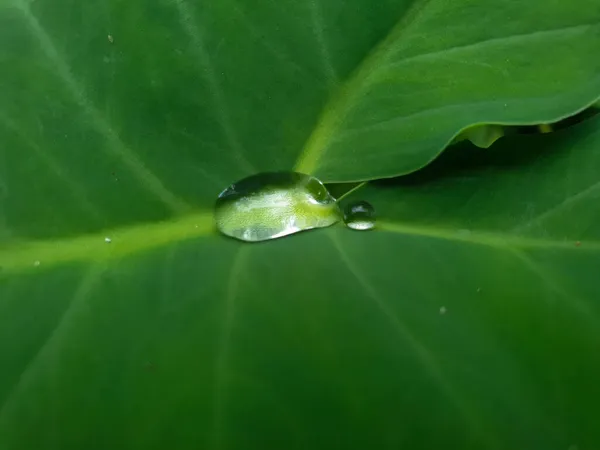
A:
<box><xmin>2</xmin><ymin>0</ymin><xmax>600</xmax><ymax>448</ymax></box>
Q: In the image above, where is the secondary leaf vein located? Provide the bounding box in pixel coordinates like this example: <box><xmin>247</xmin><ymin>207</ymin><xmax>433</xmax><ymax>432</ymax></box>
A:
<box><xmin>14</xmin><ymin>0</ymin><xmax>189</xmax><ymax>214</ymax></box>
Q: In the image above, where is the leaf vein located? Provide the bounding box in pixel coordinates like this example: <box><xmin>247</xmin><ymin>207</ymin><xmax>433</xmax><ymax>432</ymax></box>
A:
<box><xmin>307</xmin><ymin>0</ymin><xmax>338</xmax><ymax>84</ymax></box>
<box><xmin>0</xmin><ymin>263</ymin><xmax>106</xmax><ymax>422</ymax></box>
<box><xmin>328</xmin><ymin>232</ymin><xmax>497</xmax><ymax>448</ymax></box>
<box><xmin>174</xmin><ymin>0</ymin><xmax>256</xmax><ymax>174</ymax></box>
<box><xmin>14</xmin><ymin>0</ymin><xmax>189</xmax><ymax>213</ymax></box>
<box><xmin>211</xmin><ymin>247</ymin><xmax>248</xmax><ymax>450</ymax></box>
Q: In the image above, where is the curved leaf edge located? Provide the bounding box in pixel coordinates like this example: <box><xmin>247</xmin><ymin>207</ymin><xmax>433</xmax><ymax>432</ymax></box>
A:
<box><xmin>321</xmin><ymin>93</ymin><xmax>600</xmax><ymax>184</ymax></box>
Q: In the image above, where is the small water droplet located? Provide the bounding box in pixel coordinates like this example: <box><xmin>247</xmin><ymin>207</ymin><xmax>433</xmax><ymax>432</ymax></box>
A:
<box><xmin>33</xmin><ymin>260</ymin><xmax>40</xmax><ymax>267</ymax></box>
<box><xmin>439</xmin><ymin>306</ymin><xmax>447</xmax><ymax>315</ymax></box>
<box><xmin>343</xmin><ymin>200</ymin><xmax>375</xmax><ymax>231</ymax></box>
<box><xmin>104</xmin><ymin>237</ymin><xmax>112</xmax><ymax>243</ymax></box>
<box><xmin>215</xmin><ymin>171</ymin><xmax>341</xmax><ymax>242</ymax></box>
<box><xmin>107</xmin><ymin>34</ymin><xmax>114</xmax><ymax>44</ymax></box>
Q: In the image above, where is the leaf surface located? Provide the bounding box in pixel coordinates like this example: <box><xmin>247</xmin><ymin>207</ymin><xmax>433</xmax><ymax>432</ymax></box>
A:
<box><xmin>3</xmin><ymin>116</ymin><xmax>600</xmax><ymax>450</ymax></box>
<box><xmin>2</xmin><ymin>0</ymin><xmax>600</xmax><ymax>448</ymax></box>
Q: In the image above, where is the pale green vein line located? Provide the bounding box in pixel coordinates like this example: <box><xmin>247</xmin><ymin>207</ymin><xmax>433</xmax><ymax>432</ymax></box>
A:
<box><xmin>0</xmin><ymin>262</ymin><xmax>106</xmax><ymax>421</ymax></box>
<box><xmin>385</xmin><ymin>22</ymin><xmax>600</xmax><ymax>70</ymax></box>
<box><xmin>328</xmin><ymin>232</ymin><xmax>498</xmax><ymax>449</ymax></box>
<box><xmin>173</xmin><ymin>0</ymin><xmax>255</xmax><ymax>174</ymax></box>
<box><xmin>293</xmin><ymin>0</ymin><xmax>433</xmax><ymax>174</ymax></box>
<box><xmin>513</xmin><ymin>180</ymin><xmax>600</xmax><ymax>232</ymax></box>
<box><xmin>13</xmin><ymin>0</ymin><xmax>189</xmax><ymax>214</ymax></box>
<box><xmin>211</xmin><ymin>247</ymin><xmax>248</xmax><ymax>450</ymax></box>
<box><xmin>307</xmin><ymin>0</ymin><xmax>338</xmax><ymax>84</ymax></box>
<box><xmin>510</xmin><ymin>249</ymin><xmax>599</xmax><ymax>324</ymax></box>
<box><xmin>333</xmin><ymin>91</ymin><xmax>598</xmax><ymax>139</ymax></box>
<box><xmin>330</xmin><ymin>233</ymin><xmax>435</xmax><ymax>364</ymax></box>
<box><xmin>0</xmin><ymin>212</ymin><xmax>215</xmax><ymax>273</ymax></box>
<box><xmin>377</xmin><ymin>220</ymin><xmax>600</xmax><ymax>251</ymax></box>
<box><xmin>0</xmin><ymin>112</ymin><xmax>103</xmax><ymax>222</ymax></box>
<box><xmin>224</xmin><ymin>0</ymin><xmax>312</xmax><ymax>81</ymax></box>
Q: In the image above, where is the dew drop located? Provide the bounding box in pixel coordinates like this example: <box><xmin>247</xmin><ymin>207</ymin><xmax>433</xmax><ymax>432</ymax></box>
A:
<box><xmin>104</xmin><ymin>237</ymin><xmax>112</xmax><ymax>243</ymax></box>
<box><xmin>343</xmin><ymin>200</ymin><xmax>376</xmax><ymax>231</ymax></box>
<box><xmin>214</xmin><ymin>171</ymin><xmax>341</xmax><ymax>242</ymax></box>
<box><xmin>33</xmin><ymin>260</ymin><xmax>40</xmax><ymax>267</ymax></box>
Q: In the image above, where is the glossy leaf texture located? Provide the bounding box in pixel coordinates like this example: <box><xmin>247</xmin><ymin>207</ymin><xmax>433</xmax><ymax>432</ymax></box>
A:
<box><xmin>2</xmin><ymin>0</ymin><xmax>600</xmax><ymax>449</ymax></box>
<box><xmin>3</xmin><ymin>113</ymin><xmax>600</xmax><ymax>450</ymax></box>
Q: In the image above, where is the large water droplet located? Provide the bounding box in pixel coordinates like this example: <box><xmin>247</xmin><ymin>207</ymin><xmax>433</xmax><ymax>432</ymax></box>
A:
<box><xmin>344</xmin><ymin>200</ymin><xmax>376</xmax><ymax>231</ymax></box>
<box><xmin>215</xmin><ymin>171</ymin><xmax>341</xmax><ymax>242</ymax></box>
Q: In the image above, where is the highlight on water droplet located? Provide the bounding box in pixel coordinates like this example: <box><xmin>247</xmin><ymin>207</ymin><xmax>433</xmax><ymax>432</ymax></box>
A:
<box><xmin>343</xmin><ymin>200</ymin><xmax>376</xmax><ymax>231</ymax></box>
<box><xmin>214</xmin><ymin>171</ymin><xmax>341</xmax><ymax>242</ymax></box>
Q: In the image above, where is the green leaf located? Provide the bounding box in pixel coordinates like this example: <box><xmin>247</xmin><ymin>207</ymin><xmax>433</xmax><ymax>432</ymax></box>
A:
<box><xmin>1</xmin><ymin>1</ymin><xmax>599</xmax><ymax>241</ymax></box>
<box><xmin>2</xmin><ymin>115</ymin><xmax>600</xmax><ymax>449</ymax></box>
<box><xmin>2</xmin><ymin>0</ymin><xmax>600</xmax><ymax>448</ymax></box>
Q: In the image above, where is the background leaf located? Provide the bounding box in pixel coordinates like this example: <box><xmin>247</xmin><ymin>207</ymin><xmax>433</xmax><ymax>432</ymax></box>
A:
<box><xmin>2</xmin><ymin>0</ymin><xmax>600</xmax><ymax>448</ymax></box>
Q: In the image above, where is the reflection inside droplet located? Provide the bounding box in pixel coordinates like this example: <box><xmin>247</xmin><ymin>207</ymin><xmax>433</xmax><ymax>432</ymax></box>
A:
<box><xmin>214</xmin><ymin>171</ymin><xmax>341</xmax><ymax>242</ymax></box>
<box><xmin>343</xmin><ymin>200</ymin><xmax>376</xmax><ymax>231</ymax></box>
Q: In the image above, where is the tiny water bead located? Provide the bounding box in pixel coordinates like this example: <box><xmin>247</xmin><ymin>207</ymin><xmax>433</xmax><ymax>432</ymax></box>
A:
<box><xmin>343</xmin><ymin>200</ymin><xmax>376</xmax><ymax>231</ymax></box>
<box><xmin>215</xmin><ymin>171</ymin><xmax>341</xmax><ymax>242</ymax></box>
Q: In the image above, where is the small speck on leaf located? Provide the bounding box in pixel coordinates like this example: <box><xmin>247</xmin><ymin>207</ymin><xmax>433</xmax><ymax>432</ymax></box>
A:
<box><xmin>104</xmin><ymin>237</ymin><xmax>112</xmax><ymax>243</ymax></box>
<box><xmin>439</xmin><ymin>306</ymin><xmax>447</xmax><ymax>315</ymax></box>
<box><xmin>107</xmin><ymin>34</ymin><xmax>114</xmax><ymax>44</ymax></box>
<box><xmin>33</xmin><ymin>260</ymin><xmax>40</xmax><ymax>267</ymax></box>
<box><xmin>575</xmin><ymin>241</ymin><xmax>581</xmax><ymax>247</ymax></box>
